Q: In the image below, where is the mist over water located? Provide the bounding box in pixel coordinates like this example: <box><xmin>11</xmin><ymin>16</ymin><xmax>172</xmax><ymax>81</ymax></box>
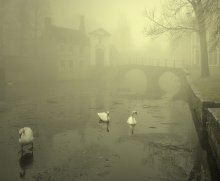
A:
<box><xmin>123</xmin><ymin>69</ymin><xmax>147</xmax><ymax>93</ymax></box>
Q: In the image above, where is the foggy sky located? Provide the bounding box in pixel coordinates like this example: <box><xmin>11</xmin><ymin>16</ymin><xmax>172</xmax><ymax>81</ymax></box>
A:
<box><xmin>51</xmin><ymin>0</ymin><xmax>164</xmax><ymax>49</ymax></box>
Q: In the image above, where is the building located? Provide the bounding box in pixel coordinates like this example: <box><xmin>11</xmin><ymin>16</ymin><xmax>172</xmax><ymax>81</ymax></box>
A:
<box><xmin>89</xmin><ymin>28</ymin><xmax>111</xmax><ymax>66</ymax></box>
<box><xmin>38</xmin><ymin>16</ymin><xmax>90</xmax><ymax>80</ymax></box>
<box><xmin>170</xmin><ymin>31</ymin><xmax>220</xmax><ymax>70</ymax></box>
<box><xmin>0</xmin><ymin>0</ymin><xmax>50</xmax><ymax>83</ymax></box>
<box><xmin>190</xmin><ymin>32</ymin><xmax>220</xmax><ymax>67</ymax></box>
<box><xmin>0</xmin><ymin>14</ymin><xmax>115</xmax><ymax>83</ymax></box>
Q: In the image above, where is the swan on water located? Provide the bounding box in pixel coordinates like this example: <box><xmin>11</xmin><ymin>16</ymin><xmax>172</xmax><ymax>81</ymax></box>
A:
<box><xmin>127</xmin><ymin>111</ymin><xmax>138</xmax><ymax>134</ymax></box>
<box><xmin>19</xmin><ymin>127</ymin><xmax>34</xmax><ymax>151</ymax></box>
<box><xmin>97</xmin><ymin>111</ymin><xmax>110</xmax><ymax>122</ymax></box>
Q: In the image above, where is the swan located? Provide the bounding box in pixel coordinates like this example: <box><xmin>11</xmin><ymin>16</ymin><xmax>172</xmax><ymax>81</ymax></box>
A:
<box><xmin>97</xmin><ymin>111</ymin><xmax>110</xmax><ymax>122</ymax></box>
<box><xmin>127</xmin><ymin>111</ymin><xmax>138</xmax><ymax>134</ymax></box>
<box><xmin>127</xmin><ymin>111</ymin><xmax>137</xmax><ymax>125</ymax></box>
<box><xmin>19</xmin><ymin>127</ymin><xmax>34</xmax><ymax>151</ymax></box>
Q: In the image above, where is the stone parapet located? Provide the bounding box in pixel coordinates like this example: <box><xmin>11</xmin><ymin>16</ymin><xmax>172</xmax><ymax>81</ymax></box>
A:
<box><xmin>186</xmin><ymin>75</ymin><xmax>220</xmax><ymax>171</ymax></box>
<box><xmin>207</xmin><ymin>108</ymin><xmax>220</xmax><ymax>170</ymax></box>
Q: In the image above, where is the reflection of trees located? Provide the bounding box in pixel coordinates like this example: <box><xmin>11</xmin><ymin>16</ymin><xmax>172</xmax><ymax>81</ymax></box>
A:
<box><xmin>117</xmin><ymin>133</ymin><xmax>207</xmax><ymax>180</ymax></box>
<box><xmin>33</xmin><ymin>143</ymin><xmax>111</xmax><ymax>180</ymax></box>
<box><xmin>143</xmin><ymin>141</ymin><xmax>191</xmax><ymax>180</ymax></box>
<box><xmin>143</xmin><ymin>141</ymin><xmax>212</xmax><ymax>181</ymax></box>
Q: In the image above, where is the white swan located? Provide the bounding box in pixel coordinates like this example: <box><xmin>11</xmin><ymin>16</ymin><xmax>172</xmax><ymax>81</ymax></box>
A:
<box><xmin>127</xmin><ymin>111</ymin><xmax>138</xmax><ymax>134</ymax></box>
<box><xmin>97</xmin><ymin>111</ymin><xmax>110</xmax><ymax>122</ymax></box>
<box><xmin>127</xmin><ymin>111</ymin><xmax>137</xmax><ymax>125</ymax></box>
<box><xmin>19</xmin><ymin>127</ymin><xmax>34</xmax><ymax>150</ymax></box>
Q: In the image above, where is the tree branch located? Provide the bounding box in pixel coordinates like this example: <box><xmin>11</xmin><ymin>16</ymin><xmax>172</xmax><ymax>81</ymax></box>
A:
<box><xmin>144</xmin><ymin>9</ymin><xmax>197</xmax><ymax>37</ymax></box>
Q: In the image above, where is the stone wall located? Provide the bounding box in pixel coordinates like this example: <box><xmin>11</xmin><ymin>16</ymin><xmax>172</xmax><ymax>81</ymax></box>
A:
<box><xmin>186</xmin><ymin>76</ymin><xmax>220</xmax><ymax>171</ymax></box>
<box><xmin>207</xmin><ymin>108</ymin><xmax>220</xmax><ymax>170</ymax></box>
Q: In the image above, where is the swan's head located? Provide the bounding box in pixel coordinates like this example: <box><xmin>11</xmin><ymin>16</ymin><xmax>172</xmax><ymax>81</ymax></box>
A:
<box><xmin>19</xmin><ymin>128</ymin><xmax>25</xmax><ymax>138</ymax></box>
<box><xmin>132</xmin><ymin>111</ymin><xmax>138</xmax><ymax>116</ymax></box>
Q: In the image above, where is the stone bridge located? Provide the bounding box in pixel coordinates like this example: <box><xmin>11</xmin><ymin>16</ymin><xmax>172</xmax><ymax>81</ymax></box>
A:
<box><xmin>96</xmin><ymin>64</ymin><xmax>188</xmax><ymax>96</ymax></box>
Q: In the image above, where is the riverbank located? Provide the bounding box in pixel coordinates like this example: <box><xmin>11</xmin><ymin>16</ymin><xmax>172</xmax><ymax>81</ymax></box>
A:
<box><xmin>189</xmin><ymin>67</ymin><xmax>220</xmax><ymax>101</ymax></box>
<box><xmin>187</xmin><ymin>68</ymin><xmax>220</xmax><ymax>177</ymax></box>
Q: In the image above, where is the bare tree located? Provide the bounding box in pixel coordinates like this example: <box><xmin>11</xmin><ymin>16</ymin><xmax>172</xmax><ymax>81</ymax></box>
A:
<box><xmin>144</xmin><ymin>0</ymin><xmax>219</xmax><ymax>77</ymax></box>
<box><xmin>17</xmin><ymin>0</ymin><xmax>51</xmax><ymax>56</ymax></box>
<box><xmin>207</xmin><ymin>0</ymin><xmax>220</xmax><ymax>51</ymax></box>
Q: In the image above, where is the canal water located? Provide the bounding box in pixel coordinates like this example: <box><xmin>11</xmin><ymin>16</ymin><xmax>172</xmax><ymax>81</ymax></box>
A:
<box><xmin>0</xmin><ymin>70</ymin><xmax>213</xmax><ymax>180</ymax></box>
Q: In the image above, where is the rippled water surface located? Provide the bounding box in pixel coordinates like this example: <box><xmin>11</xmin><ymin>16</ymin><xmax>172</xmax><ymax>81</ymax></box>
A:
<box><xmin>0</xmin><ymin>77</ymin><xmax>212</xmax><ymax>181</ymax></box>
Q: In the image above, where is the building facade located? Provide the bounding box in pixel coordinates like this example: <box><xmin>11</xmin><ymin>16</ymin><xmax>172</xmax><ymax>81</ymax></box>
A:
<box><xmin>38</xmin><ymin>17</ymin><xmax>90</xmax><ymax>80</ymax></box>
<box><xmin>0</xmin><ymin>13</ymin><xmax>114</xmax><ymax>82</ymax></box>
<box><xmin>190</xmin><ymin>32</ymin><xmax>220</xmax><ymax>67</ymax></box>
<box><xmin>89</xmin><ymin>28</ymin><xmax>111</xmax><ymax>67</ymax></box>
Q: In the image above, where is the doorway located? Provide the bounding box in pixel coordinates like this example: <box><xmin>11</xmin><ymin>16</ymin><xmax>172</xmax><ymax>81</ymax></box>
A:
<box><xmin>96</xmin><ymin>48</ymin><xmax>104</xmax><ymax>66</ymax></box>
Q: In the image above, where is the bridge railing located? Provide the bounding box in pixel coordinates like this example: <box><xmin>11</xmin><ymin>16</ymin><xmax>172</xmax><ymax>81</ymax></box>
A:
<box><xmin>118</xmin><ymin>57</ymin><xmax>185</xmax><ymax>68</ymax></box>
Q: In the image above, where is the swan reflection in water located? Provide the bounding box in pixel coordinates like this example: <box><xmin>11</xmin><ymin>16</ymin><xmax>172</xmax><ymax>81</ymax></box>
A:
<box><xmin>19</xmin><ymin>151</ymin><xmax>33</xmax><ymax>178</ymax></box>
<box><xmin>99</xmin><ymin>120</ymin><xmax>110</xmax><ymax>132</ymax></box>
<box><xmin>97</xmin><ymin>111</ymin><xmax>110</xmax><ymax>132</ymax></box>
<box><xmin>129</xmin><ymin>124</ymin><xmax>136</xmax><ymax>135</ymax></box>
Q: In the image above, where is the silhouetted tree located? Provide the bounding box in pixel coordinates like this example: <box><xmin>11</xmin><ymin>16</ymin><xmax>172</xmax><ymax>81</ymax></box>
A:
<box><xmin>0</xmin><ymin>0</ymin><xmax>51</xmax><ymax>56</ymax></box>
<box><xmin>207</xmin><ymin>0</ymin><xmax>220</xmax><ymax>51</ymax></box>
<box><xmin>144</xmin><ymin>0</ymin><xmax>219</xmax><ymax>77</ymax></box>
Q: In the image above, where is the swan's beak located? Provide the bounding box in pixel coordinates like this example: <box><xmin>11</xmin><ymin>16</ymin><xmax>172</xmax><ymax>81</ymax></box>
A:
<box><xmin>19</xmin><ymin>133</ymin><xmax>22</xmax><ymax>138</ymax></box>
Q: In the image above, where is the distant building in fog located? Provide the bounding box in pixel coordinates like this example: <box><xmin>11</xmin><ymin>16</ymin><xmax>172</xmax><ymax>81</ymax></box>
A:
<box><xmin>0</xmin><ymin>1</ymin><xmax>50</xmax><ymax>82</ymax></box>
<box><xmin>38</xmin><ymin>16</ymin><xmax>90</xmax><ymax>80</ymax></box>
<box><xmin>190</xmin><ymin>32</ymin><xmax>220</xmax><ymax>67</ymax></box>
<box><xmin>170</xmin><ymin>32</ymin><xmax>220</xmax><ymax>69</ymax></box>
<box><xmin>0</xmin><ymin>14</ymin><xmax>117</xmax><ymax>82</ymax></box>
<box><xmin>89</xmin><ymin>28</ymin><xmax>111</xmax><ymax>66</ymax></box>
<box><xmin>38</xmin><ymin>17</ymin><xmax>116</xmax><ymax>80</ymax></box>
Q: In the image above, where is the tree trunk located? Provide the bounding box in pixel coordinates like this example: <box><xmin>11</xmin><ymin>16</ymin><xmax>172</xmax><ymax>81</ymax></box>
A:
<box><xmin>198</xmin><ymin>23</ymin><xmax>210</xmax><ymax>77</ymax></box>
<box><xmin>193</xmin><ymin>1</ymin><xmax>210</xmax><ymax>77</ymax></box>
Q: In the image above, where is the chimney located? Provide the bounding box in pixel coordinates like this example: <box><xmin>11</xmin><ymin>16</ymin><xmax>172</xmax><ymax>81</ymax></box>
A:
<box><xmin>79</xmin><ymin>16</ymin><xmax>85</xmax><ymax>34</ymax></box>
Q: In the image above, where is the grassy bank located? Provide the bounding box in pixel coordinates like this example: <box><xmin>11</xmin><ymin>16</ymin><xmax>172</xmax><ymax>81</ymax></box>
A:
<box><xmin>189</xmin><ymin>66</ymin><xmax>220</xmax><ymax>101</ymax></box>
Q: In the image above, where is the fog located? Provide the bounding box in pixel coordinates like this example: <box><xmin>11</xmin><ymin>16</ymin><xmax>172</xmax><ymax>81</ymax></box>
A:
<box><xmin>0</xmin><ymin>0</ymin><xmax>220</xmax><ymax>180</ymax></box>
<box><xmin>51</xmin><ymin>0</ymin><xmax>168</xmax><ymax>57</ymax></box>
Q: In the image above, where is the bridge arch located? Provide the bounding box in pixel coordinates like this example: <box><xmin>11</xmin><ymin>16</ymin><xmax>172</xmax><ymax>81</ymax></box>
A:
<box><xmin>111</xmin><ymin>64</ymin><xmax>187</xmax><ymax>97</ymax></box>
<box><xmin>159</xmin><ymin>71</ymin><xmax>181</xmax><ymax>94</ymax></box>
